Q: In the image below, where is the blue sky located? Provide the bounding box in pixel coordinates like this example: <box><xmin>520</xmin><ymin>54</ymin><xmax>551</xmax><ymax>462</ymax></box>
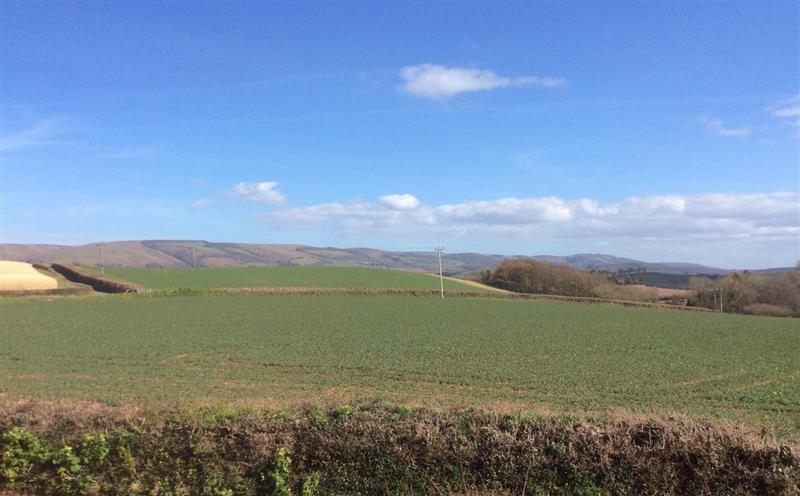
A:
<box><xmin>1</xmin><ymin>2</ymin><xmax>798</xmax><ymax>268</ymax></box>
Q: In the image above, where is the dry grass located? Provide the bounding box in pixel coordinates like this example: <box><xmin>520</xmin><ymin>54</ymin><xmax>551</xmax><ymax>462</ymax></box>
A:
<box><xmin>627</xmin><ymin>284</ymin><xmax>693</xmax><ymax>298</ymax></box>
<box><xmin>0</xmin><ymin>261</ymin><xmax>57</xmax><ymax>291</ymax></box>
<box><xmin>439</xmin><ymin>274</ymin><xmax>511</xmax><ymax>293</ymax></box>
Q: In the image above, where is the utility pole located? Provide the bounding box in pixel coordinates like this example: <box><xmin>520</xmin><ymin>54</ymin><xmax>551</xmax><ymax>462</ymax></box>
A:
<box><xmin>192</xmin><ymin>247</ymin><xmax>197</xmax><ymax>268</ymax></box>
<box><xmin>99</xmin><ymin>244</ymin><xmax>105</xmax><ymax>274</ymax></box>
<box><xmin>435</xmin><ymin>247</ymin><xmax>444</xmax><ymax>300</ymax></box>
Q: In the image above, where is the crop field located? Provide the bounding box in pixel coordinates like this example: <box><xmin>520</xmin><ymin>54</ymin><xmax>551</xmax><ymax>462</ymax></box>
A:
<box><xmin>2</xmin><ymin>294</ymin><xmax>798</xmax><ymax>434</ymax></box>
<box><xmin>88</xmin><ymin>265</ymin><xmax>483</xmax><ymax>291</ymax></box>
<box><xmin>638</xmin><ymin>272</ymin><xmax>698</xmax><ymax>289</ymax></box>
<box><xmin>0</xmin><ymin>261</ymin><xmax>58</xmax><ymax>291</ymax></box>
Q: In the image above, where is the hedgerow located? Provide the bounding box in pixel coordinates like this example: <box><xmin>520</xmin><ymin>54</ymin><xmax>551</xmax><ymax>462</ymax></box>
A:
<box><xmin>1</xmin><ymin>402</ymin><xmax>797</xmax><ymax>495</ymax></box>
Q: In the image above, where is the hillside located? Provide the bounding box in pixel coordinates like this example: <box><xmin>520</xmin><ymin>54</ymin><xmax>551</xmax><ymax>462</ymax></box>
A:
<box><xmin>0</xmin><ymin>240</ymin><xmax>727</xmax><ymax>275</ymax></box>
<box><xmin>535</xmin><ymin>254</ymin><xmax>728</xmax><ymax>275</ymax></box>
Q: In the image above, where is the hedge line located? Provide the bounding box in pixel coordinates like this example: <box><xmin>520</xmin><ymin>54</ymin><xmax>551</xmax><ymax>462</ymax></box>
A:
<box><xmin>141</xmin><ymin>286</ymin><xmax>712</xmax><ymax>312</ymax></box>
<box><xmin>1</xmin><ymin>402</ymin><xmax>796</xmax><ymax>495</ymax></box>
<box><xmin>49</xmin><ymin>264</ymin><xmax>140</xmax><ymax>294</ymax></box>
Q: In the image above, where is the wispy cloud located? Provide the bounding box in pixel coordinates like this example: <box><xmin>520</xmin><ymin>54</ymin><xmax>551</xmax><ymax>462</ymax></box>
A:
<box><xmin>697</xmin><ymin>116</ymin><xmax>750</xmax><ymax>138</ymax></box>
<box><xmin>97</xmin><ymin>145</ymin><xmax>160</xmax><ymax>159</ymax></box>
<box><xmin>0</xmin><ymin>118</ymin><xmax>73</xmax><ymax>151</ymax></box>
<box><xmin>400</xmin><ymin>64</ymin><xmax>566</xmax><ymax>99</ymax></box>
<box><xmin>769</xmin><ymin>95</ymin><xmax>800</xmax><ymax>118</ymax></box>
<box><xmin>264</xmin><ymin>192</ymin><xmax>799</xmax><ymax>244</ymax></box>
<box><xmin>767</xmin><ymin>95</ymin><xmax>800</xmax><ymax>134</ymax></box>
<box><xmin>231</xmin><ymin>181</ymin><xmax>286</xmax><ymax>205</ymax></box>
<box><xmin>190</xmin><ymin>197</ymin><xmax>215</xmax><ymax>208</ymax></box>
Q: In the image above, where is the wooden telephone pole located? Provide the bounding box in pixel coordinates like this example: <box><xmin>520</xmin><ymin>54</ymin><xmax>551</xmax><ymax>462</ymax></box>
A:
<box><xmin>435</xmin><ymin>247</ymin><xmax>444</xmax><ymax>300</ymax></box>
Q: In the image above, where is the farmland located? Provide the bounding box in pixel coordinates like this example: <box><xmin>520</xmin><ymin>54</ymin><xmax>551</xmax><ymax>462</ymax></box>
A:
<box><xmin>0</xmin><ymin>261</ymin><xmax>57</xmax><ymax>291</ymax></box>
<box><xmin>87</xmin><ymin>265</ymin><xmax>484</xmax><ymax>291</ymax></box>
<box><xmin>2</xmin><ymin>293</ymin><xmax>798</xmax><ymax>434</ymax></box>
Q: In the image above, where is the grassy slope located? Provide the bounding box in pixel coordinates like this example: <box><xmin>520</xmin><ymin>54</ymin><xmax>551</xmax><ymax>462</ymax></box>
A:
<box><xmin>91</xmin><ymin>266</ymin><xmax>482</xmax><ymax>291</ymax></box>
<box><xmin>2</xmin><ymin>294</ymin><xmax>798</xmax><ymax>434</ymax></box>
<box><xmin>33</xmin><ymin>266</ymin><xmax>79</xmax><ymax>289</ymax></box>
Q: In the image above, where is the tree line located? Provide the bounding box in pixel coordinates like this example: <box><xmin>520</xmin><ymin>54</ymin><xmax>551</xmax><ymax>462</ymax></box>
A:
<box><xmin>690</xmin><ymin>270</ymin><xmax>800</xmax><ymax>317</ymax></box>
<box><xmin>480</xmin><ymin>258</ymin><xmax>800</xmax><ymax>316</ymax></box>
<box><xmin>479</xmin><ymin>259</ymin><xmax>659</xmax><ymax>303</ymax></box>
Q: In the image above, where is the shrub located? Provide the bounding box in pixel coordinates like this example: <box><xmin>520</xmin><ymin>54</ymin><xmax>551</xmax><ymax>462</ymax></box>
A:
<box><xmin>301</xmin><ymin>471</ymin><xmax>321</xmax><ymax>496</ymax></box>
<box><xmin>482</xmin><ymin>259</ymin><xmax>607</xmax><ymax>297</ymax></box>
<box><xmin>1</xmin><ymin>427</ymin><xmax>48</xmax><ymax>483</ymax></box>
<box><xmin>263</xmin><ymin>447</ymin><xmax>292</xmax><ymax>496</ymax></box>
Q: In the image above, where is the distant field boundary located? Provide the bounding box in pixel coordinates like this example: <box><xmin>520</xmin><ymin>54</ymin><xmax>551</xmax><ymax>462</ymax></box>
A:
<box><xmin>0</xmin><ymin>286</ymin><xmax>93</xmax><ymax>297</ymax></box>
<box><xmin>492</xmin><ymin>290</ymin><xmax>713</xmax><ymax>311</ymax></box>
<box><xmin>439</xmin><ymin>274</ymin><xmax>512</xmax><ymax>293</ymax></box>
<box><xmin>50</xmin><ymin>264</ymin><xmax>140</xmax><ymax>294</ymax></box>
<box><xmin>144</xmin><ymin>286</ymin><xmax>713</xmax><ymax>312</ymax></box>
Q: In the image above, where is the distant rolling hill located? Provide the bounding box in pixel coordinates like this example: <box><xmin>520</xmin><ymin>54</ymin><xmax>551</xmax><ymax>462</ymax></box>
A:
<box><xmin>0</xmin><ymin>240</ymin><xmax>728</xmax><ymax>276</ymax></box>
<box><xmin>531</xmin><ymin>254</ymin><xmax>727</xmax><ymax>275</ymax></box>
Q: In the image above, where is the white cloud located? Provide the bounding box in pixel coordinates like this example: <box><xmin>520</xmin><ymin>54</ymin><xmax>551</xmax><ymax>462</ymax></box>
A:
<box><xmin>379</xmin><ymin>193</ymin><xmax>421</xmax><ymax>210</ymax></box>
<box><xmin>767</xmin><ymin>95</ymin><xmax>800</xmax><ymax>133</ymax></box>
<box><xmin>190</xmin><ymin>197</ymin><xmax>215</xmax><ymax>208</ymax></box>
<box><xmin>436</xmin><ymin>197</ymin><xmax>573</xmax><ymax>224</ymax></box>
<box><xmin>0</xmin><ymin>118</ymin><xmax>72</xmax><ymax>151</ymax></box>
<box><xmin>400</xmin><ymin>64</ymin><xmax>566</xmax><ymax>99</ymax></box>
<box><xmin>231</xmin><ymin>182</ymin><xmax>286</xmax><ymax>205</ymax></box>
<box><xmin>264</xmin><ymin>192</ymin><xmax>799</xmax><ymax>244</ymax></box>
<box><xmin>769</xmin><ymin>95</ymin><xmax>800</xmax><ymax>118</ymax></box>
<box><xmin>697</xmin><ymin>116</ymin><xmax>750</xmax><ymax>138</ymax></box>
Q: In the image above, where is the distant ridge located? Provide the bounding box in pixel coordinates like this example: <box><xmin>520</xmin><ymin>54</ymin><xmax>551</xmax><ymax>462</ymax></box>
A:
<box><xmin>0</xmin><ymin>240</ymin><xmax>731</xmax><ymax>275</ymax></box>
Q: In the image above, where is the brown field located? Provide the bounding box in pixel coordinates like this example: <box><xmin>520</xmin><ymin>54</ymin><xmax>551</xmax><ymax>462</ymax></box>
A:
<box><xmin>632</xmin><ymin>284</ymin><xmax>692</xmax><ymax>298</ymax></box>
<box><xmin>653</xmin><ymin>286</ymin><xmax>693</xmax><ymax>298</ymax></box>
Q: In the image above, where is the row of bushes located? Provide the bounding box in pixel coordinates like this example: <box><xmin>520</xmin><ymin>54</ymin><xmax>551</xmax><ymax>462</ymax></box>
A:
<box><xmin>50</xmin><ymin>264</ymin><xmax>140</xmax><ymax>294</ymax></box>
<box><xmin>1</xmin><ymin>402</ymin><xmax>796</xmax><ymax>495</ymax></box>
<box><xmin>479</xmin><ymin>259</ymin><xmax>800</xmax><ymax>317</ymax></box>
<box><xmin>691</xmin><ymin>271</ymin><xmax>800</xmax><ymax>316</ymax></box>
<box><xmin>479</xmin><ymin>259</ymin><xmax>659</xmax><ymax>303</ymax></box>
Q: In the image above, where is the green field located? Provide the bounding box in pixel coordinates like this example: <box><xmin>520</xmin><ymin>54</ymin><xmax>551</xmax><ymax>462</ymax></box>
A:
<box><xmin>638</xmin><ymin>272</ymin><xmax>703</xmax><ymax>289</ymax></box>
<box><xmin>2</xmin><ymin>294</ymin><xmax>798</xmax><ymax>433</ymax></box>
<box><xmin>90</xmin><ymin>266</ymin><xmax>483</xmax><ymax>291</ymax></box>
